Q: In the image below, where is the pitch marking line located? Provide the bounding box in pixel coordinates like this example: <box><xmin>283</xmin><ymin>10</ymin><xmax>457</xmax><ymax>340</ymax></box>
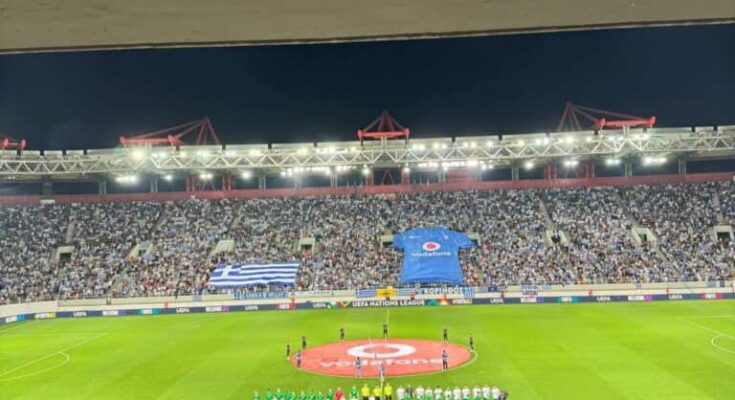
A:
<box><xmin>296</xmin><ymin>346</ymin><xmax>479</xmax><ymax>379</ymax></box>
<box><xmin>406</xmin><ymin>348</ymin><xmax>480</xmax><ymax>378</ymax></box>
<box><xmin>0</xmin><ymin>332</ymin><xmax>107</xmax><ymax>382</ymax></box>
<box><xmin>0</xmin><ymin>321</ymin><xmax>38</xmax><ymax>335</ymax></box>
<box><xmin>678</xmin><ymin>317</ymin><xmax>735</xmax><ymax>355</ymax></box>
<box><xmin>1</xmin><ymin>332</ymin><xmax>105</xmax><ymax>338</ymax></box>
<box><xmin>0</xmin><ymin>352</ymin><xmax>72</xmax><ymax>383</ymax></box>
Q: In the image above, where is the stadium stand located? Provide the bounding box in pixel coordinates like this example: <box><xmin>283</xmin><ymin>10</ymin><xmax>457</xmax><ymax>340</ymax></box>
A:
<box><xmin>1</xmin><ymin>181</ymin><xmax>734</xmax><ymax>304</ymax></box>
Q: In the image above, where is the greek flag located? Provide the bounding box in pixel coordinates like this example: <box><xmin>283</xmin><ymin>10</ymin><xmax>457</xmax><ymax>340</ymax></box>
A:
<box><xmin>398</xmin><ymin>287</ymin><xmax>416</xmax><ymax>297</ymax></box>
<box><xmin>356</xmin><ymin>288</ymin><xmax>377</xmax><ymax>298</ymax></box>
<box><xmin>208</xmin><ymin>263</ymin><xmax>299</xmax><ymax>287</ymax></box>
<box><xmin>462</xmin><ymin>286</ymin><xmax>475</xmax><ymax>299</ymax></box>
<box><xmin>521</xmin><ymin>285</ymin><xmax>537</xmax><ymax>295</ymax></box>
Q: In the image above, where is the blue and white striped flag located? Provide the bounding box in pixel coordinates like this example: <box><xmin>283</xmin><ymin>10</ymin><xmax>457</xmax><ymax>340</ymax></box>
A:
<box><xmin>462</xmin><ymin>286</ymin><xmax>475</xmax><ymax>299</ymax></box>
<box><xmin>356</xmin><ymin>288</ymin><xmax>377</xmax><ymax>298</ymax></box>
<box><xmin>398</xmin><ymin>287</ymin><xmax>416</xmax><ymax>297</ymax></box>
<box><xmin>208</xmin><ymin>263</ymin><xmax>299</xmax><ymax>287</ymax></box>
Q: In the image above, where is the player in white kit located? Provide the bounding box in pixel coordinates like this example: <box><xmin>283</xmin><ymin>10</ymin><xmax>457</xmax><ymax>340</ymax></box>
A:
<box><xmin>481</xmin><ymin>386</ymin><xmax>491</xmax><ymax>400</ymax></box>
<box><xmin>415</xmin><ymin>386</ymin><xmax>424</xmax><ymax>400</ymax></box>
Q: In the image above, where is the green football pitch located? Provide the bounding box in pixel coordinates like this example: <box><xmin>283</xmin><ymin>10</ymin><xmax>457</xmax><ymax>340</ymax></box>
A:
<box><xmin>1</xmin><ymin>301</ymin><xmax>734</xmax><ymax>400</ymax></box>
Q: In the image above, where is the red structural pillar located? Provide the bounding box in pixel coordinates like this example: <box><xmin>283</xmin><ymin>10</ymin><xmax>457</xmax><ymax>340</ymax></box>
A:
<box><xmin>544</xmin><ymin>163</ymin><xmax>557</xmax><ymax>180</ymax></box>
<box><xmin>221</xmin><ymin>174</ymin><xmax>233</xmax><ymax>191</ymax></box>
<box><xmin>584</xmin><ymin>161</ymin><xmax>596</xmax><ymax>178</ymax></box>
<box><xmin>186</xmin><ymin>176</ymin><xmax>206</xmax><ymax>192</ymax></box>
<box><xmin>401</xmin><ymin>168</ymin><xmax>410</xmax><ymax>185</ymax></box>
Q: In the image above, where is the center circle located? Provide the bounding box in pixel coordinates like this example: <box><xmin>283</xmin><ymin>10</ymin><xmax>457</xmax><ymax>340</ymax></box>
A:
<box><xmin>292</xmin><ymin>339</ymin><xmax>472</xmax><ymax>377</ymax></box>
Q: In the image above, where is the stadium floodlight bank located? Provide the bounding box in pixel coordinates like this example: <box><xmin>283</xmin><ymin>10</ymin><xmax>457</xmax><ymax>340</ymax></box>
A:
<box><xmin>0</xmin><ymin>125</ymin><xmax>734</xmax><ymax>183</ymax></box>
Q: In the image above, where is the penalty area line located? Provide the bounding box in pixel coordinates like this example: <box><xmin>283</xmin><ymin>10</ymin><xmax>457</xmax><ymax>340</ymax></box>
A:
<box><xmin>0</xmin><ymin>332</ymin><xmax>107</xmax><ymax>381</ymax></box>
<box><xmin>0</xmin><ymin>352</ymin><xmax>71</xmax><ymax>382</ymax></box>
<box><xmin>677</xmin><ymin>317</ymin><xmax>735</xmax><ymax>355</ymax></box>
<box><xmin>681</xmin><ymin>315</ymin><xmax>735</xmax><ymax>319</ymax></box>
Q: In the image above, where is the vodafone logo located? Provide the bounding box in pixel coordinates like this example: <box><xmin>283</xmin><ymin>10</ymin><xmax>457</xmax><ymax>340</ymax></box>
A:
<box><xmin>347</xmin><ymin>343</ymin><xmax>416</xmax><ymax>359</ymax></box>
<box><xmin>292</xmin><ymin>339</ymin><xmax>471</xmax><ymax>377</ymax></box>
<box><xmin>422</xmin><ymin>241</ymin><xmax>441</xmax><ymax>251</ymax></box>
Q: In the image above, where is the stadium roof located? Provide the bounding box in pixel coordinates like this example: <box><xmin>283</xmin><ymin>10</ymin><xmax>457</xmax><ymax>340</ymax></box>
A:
<box><xmin>1</xmin><ymin>0</ymin><xmax>734</xmax><ymax>53</ymax></box>
<box><xmin>1</xmin><ymin>124</ymin><xmax>734</xmax><ymax>181</ymax></box>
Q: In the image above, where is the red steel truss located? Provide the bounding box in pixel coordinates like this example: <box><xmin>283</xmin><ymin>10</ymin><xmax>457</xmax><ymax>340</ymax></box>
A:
<box><xmin>557</xmin><ymin>102</ymin><xmax>656</xmax><ymax>131</ymax></box>
<box><xmin>119</xmin><ymin>117</ymin><xmax>221</xmax><ymax>147</ymax></box>
<box><xmin>357</xmin><ymin>111</ymin><xmax>410</xmax><ymax>144</ymax></box>
<box><xmin>0</xmin><ymin>133</ymin><xmax>27</xmax><ymax>151</ymax></box>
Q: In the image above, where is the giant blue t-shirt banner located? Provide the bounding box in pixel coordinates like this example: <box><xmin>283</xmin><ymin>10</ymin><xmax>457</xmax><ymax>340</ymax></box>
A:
<box><xmin>393</xmin><ymin>227</ymin><xmax>474</xmax><ymax>285</ymax></box>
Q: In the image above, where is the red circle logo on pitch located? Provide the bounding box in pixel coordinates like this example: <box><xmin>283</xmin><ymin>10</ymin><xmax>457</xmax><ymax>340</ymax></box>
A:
<box><xmin>292</xmin><ymin>339</ymin><xmax>471</xmax><ymax>377</ymax></box>
<box><xmin>422</xmin><ymin>242</ymin><xmax>441</xmax><ymax>251</ymax></box>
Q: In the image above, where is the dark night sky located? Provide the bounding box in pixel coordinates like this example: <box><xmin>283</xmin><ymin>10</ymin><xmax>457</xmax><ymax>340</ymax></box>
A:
<box><xmin>0</xmin><ymin>24</ymin><xmax>733</xmax><ymax>150</ymax></box>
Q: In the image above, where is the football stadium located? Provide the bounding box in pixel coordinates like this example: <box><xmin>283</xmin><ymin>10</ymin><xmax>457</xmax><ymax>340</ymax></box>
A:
<box><xmin>1</xmin><ymin>108</ymin><xmax>735</xmax><ymax>399</ymax></box>
<box><xmin>1</xmin><ymin>4</ymin><xmax>735</xmax><ymax>400</ymax></box>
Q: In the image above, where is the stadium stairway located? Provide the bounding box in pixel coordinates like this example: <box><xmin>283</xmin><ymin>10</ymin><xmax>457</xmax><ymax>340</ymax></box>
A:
<box><xmin>713</xmin><ymin>191</ymin><xmax>727</xmax><ymax>224</ymax></box>
<box><xmin>537</xmin><ymin>197</ymin><xmax>553</xmax><ymax>225</ymax></box>
<box><xmin>127</xmin><ymin>244</ymin><xmax>142</xmax><ymax>260</ymax></box>
<box><xmin>230</xmin><ymin>213</ymin><xmax>243</xmax><ymax>230</ymax></box>
<box><xmin>127</xmin><ymin>242</ymin><xmax>155</xmax><ymax>260</ymax></box>
<box><xmin>154</xmin><ymin>202</ymin><xmax>173</xmax><ymax>230</ymax></box>
<box><xmin>544</xmin><ymin>228</ymin><xmax>569</xmax><ymax>245</ymax></box>
<box><xmin>54</xmin><ymin>245</ymin><xmax>74</xmax><ymax>262</ymax></box>
<box><xmin>65</xmin><ymin>220</ymin><xmax>76</xmax><ymax>244</ymax></box>
<box><xmin>611</xmin><ymin>189</ymin><xmax>678</xmax><ymax>271</ymax></box>
<box><xmin>630</xmin><ymin>226</ymin><xmax>658</xmax><ymax>247</ymax></box>
<box><xmin>295</xmin><ymin>237</ymin><xmax>316</xmax><ymax>252</ymax></box>
<box><xmin>109</xmin><ymin>272</ymin><xmax>131</xmax><ymax>295</ymax></box>
<box><xmin>610</xmin><ymin>189</ymin><xmax>663</xmax><ymax>250</ymax></box>
<box><xmin>712</xmin><ymin>225</ymin><xmax>734</xmax><ymax>242</ymax></box>
<box><xmin>211</xmin><ymin>239</ymin><xmax>235</xmax><ymax>256</ymax></box>
<box><xmin>538</xmin><ymin>197</ymin><xmax>571</xmax><ymax>246</ymax></box>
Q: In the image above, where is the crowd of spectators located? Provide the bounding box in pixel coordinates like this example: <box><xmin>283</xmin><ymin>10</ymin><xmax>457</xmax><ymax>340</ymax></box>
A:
<box><xmin>543</xmin><ymin>187</ymin><xmax>671</xmax><ymax>283</ymax></box>
<box><xmin>623</xmin><ymin>182</ymin><xmax>734</xmax><ymax>282</ymax></box>
<box><xmin>0</xmin><ymin>205</ymin><xmax>68</xmax><ymax>303</ymax></box>
<box><xmin>1</xmin><ymin>181</ymin><xmax>734</xmax><ymax>304</ymax></box>
<box><xmin>59</xmin><ymin>201</ymin><xmax>164</xmax><ymax>299</ymax></box>
<box><xmin>119</xmin><ymin>199</ymin><xmax>235</xmax><ymax>297</ymax></box>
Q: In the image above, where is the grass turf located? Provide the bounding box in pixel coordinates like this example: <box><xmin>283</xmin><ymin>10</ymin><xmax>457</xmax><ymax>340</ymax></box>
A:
<box><xmin>0</xmin><ymin>301</ymin><xmax>734</xmax><ymax>400</ymax></box>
